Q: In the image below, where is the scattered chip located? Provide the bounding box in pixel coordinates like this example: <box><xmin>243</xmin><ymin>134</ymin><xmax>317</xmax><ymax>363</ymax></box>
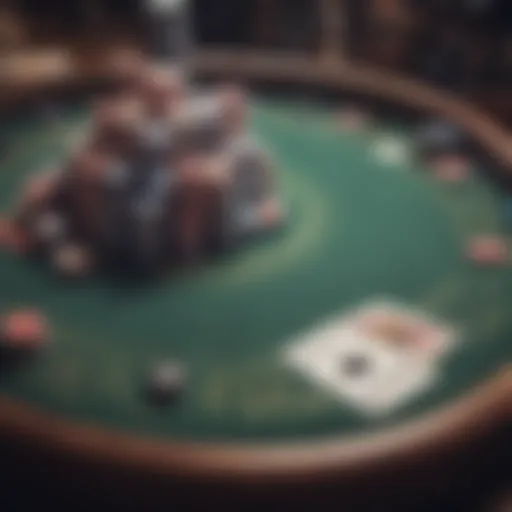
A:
<box><xmin>467</xmin><ymin>236</ymin><xmax>509</xmax><ymax>265</ymax></box>
<box><xmin>372</xmin><ymin>136</ymin><xmax>409</xmax><ymax>166</ymax></box>
<box><xmin>146</xmin><ymin>361</ymin><xmax>186</xmax><ymax>406</ymax></box>
<box><xmin>1</xmin><ymin>309</ymin><xmax>49</xmax><ymax>351</ymax></box>
<box><xmin>51</xmin><ymin>242</ymin><xmax>94</xmax><ymax>279</ymax></box>
<box><xmin>432</xmin><ymin>154</ymin><xmax>470</xmax><ymax>183</ymax></box>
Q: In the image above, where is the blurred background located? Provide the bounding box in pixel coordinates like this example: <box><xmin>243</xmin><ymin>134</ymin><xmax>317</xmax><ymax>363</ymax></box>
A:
<box><xmin>0</xmin><ymin>2</ymin><xmax>510</xmax><ymax>510</ymax></box>
<box><xmin>0</xmin><ymin>0</ymin><xmax>511</xmax><ymax>121</ymax></box>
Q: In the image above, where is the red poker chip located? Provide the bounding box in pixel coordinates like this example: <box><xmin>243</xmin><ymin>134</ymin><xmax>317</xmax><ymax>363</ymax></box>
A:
<box><xmin>1</xmin><ymin>309</ymin><xmax>49</xmax><ymax>350</ymax></box>
<box><xmin>467</xmin><ymin>236</ymin><xmax>509</xmax><ymax>265</ymax></box>
<box><xmin>433</xmin><ymin>155</ymin><xmax>470</xmax><ymax>183</ymax></box>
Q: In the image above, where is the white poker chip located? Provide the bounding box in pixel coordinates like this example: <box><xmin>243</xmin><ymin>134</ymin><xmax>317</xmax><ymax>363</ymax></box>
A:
<box><xmin>152</xmin><ymin>362</ymin><xmax>185</xmax><ymax>385</ymax></box>
<box><xmin>146</xmin><ymin>361</ymin><xmax>186</xmax><ymax>405</ymax></box>
<box><xmin>372</xmin><ymin>136</ymin><xmax>409</xmax><ymax>166</ymax></box>
<box><xmin>51</xmin><ymin>242</ymin><xmax>93</xmax><ymax>278</ymax></box>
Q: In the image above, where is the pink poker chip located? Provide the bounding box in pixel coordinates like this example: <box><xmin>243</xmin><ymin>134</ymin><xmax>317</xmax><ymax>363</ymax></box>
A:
<box><xmin>433</xmin><ymin>154</ymin><xmax>470</xmax><ymax>183</ymax></box>
<box><xmin>467</xmin><ymin>236</ymin><xmax>509</xmax><ymax>265</ymax></box>
<box><xmin>1</xmin><ymin>309</ymin><xmax>49</xmax><ymax>350</ymax></box>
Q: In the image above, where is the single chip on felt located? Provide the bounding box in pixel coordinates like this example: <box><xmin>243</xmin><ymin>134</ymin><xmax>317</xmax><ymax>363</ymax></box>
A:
<box><xmin>467</xmin><ymin>236</ymin><xmax>509</xmax><ymax>265</ymax></box>
<box><xmin>432</xmin><ymin>154</ymin><xmax>470</xmax><ymax>182</ymax></box>
<box><xmin>1</xmin><ymin>309</ymin><xmax>49</xmax><ymax>350</ymax></box>
<box><xmin>146</xmin><ymin>361</ymin><xmax>186</xmax><ymax>406</ymax></box>
<box><xmin>372</xmin><ymin>136</ymin><xmax>409</xmax><ymax>166</ymax></box>
<box><xmin>51</xmin><ymin>242</ymin><xmax>94</xmax><ymax>279</ymax></box>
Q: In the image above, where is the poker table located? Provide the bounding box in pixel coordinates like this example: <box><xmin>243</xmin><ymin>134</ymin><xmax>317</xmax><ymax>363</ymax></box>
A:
<box><xmin>0</xmin><ymin>52</ymin><xmax>510</xmax><ymax>508</ymax></box>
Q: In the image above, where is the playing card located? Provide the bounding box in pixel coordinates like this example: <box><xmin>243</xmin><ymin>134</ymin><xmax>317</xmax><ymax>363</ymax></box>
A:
<box><xmin>284</xmin><ymin>300</ymin><xmax>458</xmax><ymax>415</ymax></box>
<box><xmin>285</xmin><ymin>325</ymin><xmax>437</xmax><ymax>416</ymax></box>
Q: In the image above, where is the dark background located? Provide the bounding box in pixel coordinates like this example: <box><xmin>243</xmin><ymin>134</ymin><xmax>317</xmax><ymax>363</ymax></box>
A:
<box><xmin>3</xmin><ymin>0</ymin><xmax>511</xmax><ymax>118</ymax></box>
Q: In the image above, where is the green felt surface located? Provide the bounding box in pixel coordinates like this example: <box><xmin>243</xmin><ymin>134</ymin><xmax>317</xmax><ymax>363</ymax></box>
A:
<box><xmin>0</xmin><ymin>99</ymin><xmax>511</xmax><ymax>442</ymax></box>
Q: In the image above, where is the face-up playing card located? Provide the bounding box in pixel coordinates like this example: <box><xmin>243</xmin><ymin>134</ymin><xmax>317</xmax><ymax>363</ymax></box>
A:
<box><xmin>283</xmin><ymin>300</ymin><xmax>458</xmax><ymax>416</ymax></box>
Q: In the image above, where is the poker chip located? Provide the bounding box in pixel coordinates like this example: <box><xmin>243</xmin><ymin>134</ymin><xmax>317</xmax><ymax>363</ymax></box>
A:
<box><xmin>372</xmin><ymin>136</ymin><xmax>409</xmax><ymax>166</ymax></box>
<box><xmin>432</xmin><ymin>154</ymin><xmax>470</xmax><ymax>183</ymax></box>
<box><xmin>146</xmin><ymin>361</ymin><xmax>186</xmax><ymax>406</ymax></box>
<box><xmin>90</xmin><ymin>100</ymin><xmax>141</xmax><ymax>157</ymax></box>
<box><xmin>467</xmin><ymin>236</ymin><xmax>509</xmax><ymax>265</ymax></box>
<box><xmin>140</xmin><ymin>65</ymin><xmax>184</xmax><ymax>115</ymax></box>
<box><xmin>51</xmin><ymin>242</ymin><xmax>94</xmax><ymax>279</ymax></box>
<box><xmin>107</xmin><ymin>49</ymin><xmax>146</xmax><ymax>86</ymax></box>
<box><xmin>0</xmin><ymin>309</ymin><xmax>49</xmax><ymax>351</ymax></box>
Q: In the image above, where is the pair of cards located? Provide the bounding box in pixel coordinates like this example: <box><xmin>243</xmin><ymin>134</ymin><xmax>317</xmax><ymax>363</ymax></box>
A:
<box><xmin>284</xmin><ymin>301</ymin><xmax>458</xmax><ymax>416</ymax></box>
